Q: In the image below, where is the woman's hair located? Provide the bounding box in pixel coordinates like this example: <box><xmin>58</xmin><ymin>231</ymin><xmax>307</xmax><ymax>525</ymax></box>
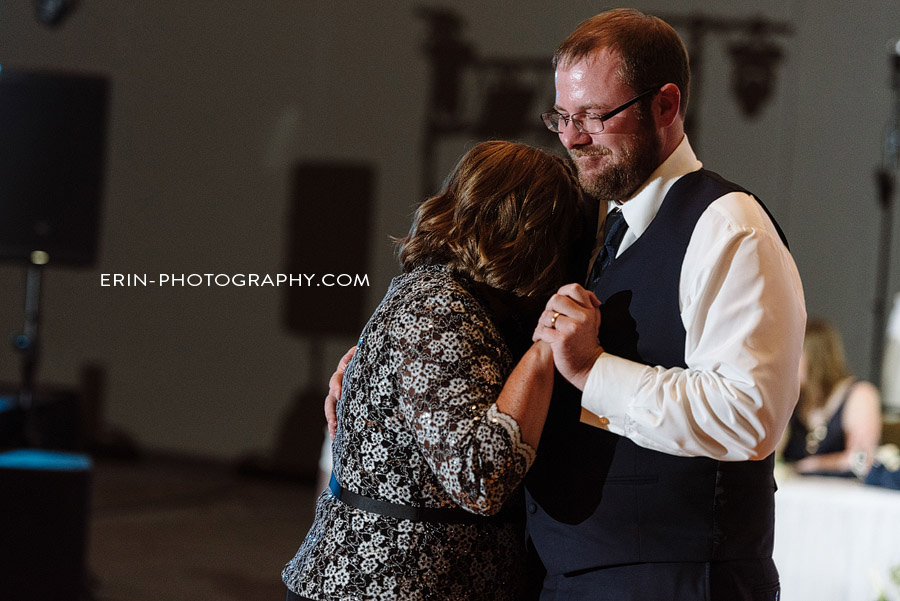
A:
<box><xmin>553</xmin><ymin>8</ymin><xmax>690</xmax><ymax>117</ymax></box>
<box><xmin>397</xmin><ymin>140</ymin><xmax>584</xmax><ymax>298</ymax></box>
<box><xmin>799</xmin><ymin>317</ymin><xmax>852</xmax><ymax>416</ymax></box>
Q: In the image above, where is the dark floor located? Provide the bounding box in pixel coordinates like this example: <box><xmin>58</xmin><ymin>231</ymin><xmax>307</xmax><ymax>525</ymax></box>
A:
<box><xmin>85</xmin><ymin>456</ymin><xmax>320</xmax><ymax>601</ymax></box>
<box><xmin>0</xmin><ymin>385</ymin><xmax>325</xmax><ymax>600</ymax></box>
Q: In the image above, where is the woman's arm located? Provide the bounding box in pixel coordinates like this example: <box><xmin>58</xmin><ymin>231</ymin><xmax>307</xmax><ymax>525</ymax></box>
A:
<box><xmin>392</xmin><ymin>287</ymin><xmax>555</xmax><ymax>515</ymax></box>
<box><xmin>494</xmin><ymin>340</ymin><xmax>555</xmax><ymax>449</ymax></box>
<box><xmin>325</xmin><ymin>341</ymin><xmax>555</xmax><ymax>446</ymax></box>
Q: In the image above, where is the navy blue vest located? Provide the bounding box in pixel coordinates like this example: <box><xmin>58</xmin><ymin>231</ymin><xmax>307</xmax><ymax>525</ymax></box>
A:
<box><xmin>525</xmin><ymin>169</ymin><xmax>786</xmax><ymax>576</ymax></box>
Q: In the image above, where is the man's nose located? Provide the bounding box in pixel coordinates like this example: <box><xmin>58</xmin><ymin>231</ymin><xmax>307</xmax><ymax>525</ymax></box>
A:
<box><xmin>558</xmin><ymin>120</ymin><xmax>592</xmax><ymax>150</ymax></box>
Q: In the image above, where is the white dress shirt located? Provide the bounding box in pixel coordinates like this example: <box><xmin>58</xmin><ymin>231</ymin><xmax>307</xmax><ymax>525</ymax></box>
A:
<box><xmin>582</xmin><ymin>136</ymin><xmax>807</xmax><ymax>461</ymax></box>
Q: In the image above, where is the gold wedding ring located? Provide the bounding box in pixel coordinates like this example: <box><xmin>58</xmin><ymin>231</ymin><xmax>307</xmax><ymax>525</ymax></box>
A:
<box><xmin>550</xmin><ymin>311</ymin><xmax>560</xmax><ymax>328</ymax></box>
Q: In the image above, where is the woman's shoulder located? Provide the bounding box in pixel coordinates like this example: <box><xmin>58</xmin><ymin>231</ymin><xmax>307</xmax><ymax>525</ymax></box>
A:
<box><xmin>845</xmin><ymin>379</ymin><xmax>881</xmax><ymax>410</ymax></box>
<box><xmin>837</xmin><ymin>378</ymin><xmax>882</xmax><ymax>427</ymax></box>
<box><xmin>386</xmin><ymin>266</ymin><xmax>511</xmax><ymax>357</ymax></box>
<box><xmin>392</xmin><ymin>265</ymin><xmax>489</xmax><ymax>317</ymax></box>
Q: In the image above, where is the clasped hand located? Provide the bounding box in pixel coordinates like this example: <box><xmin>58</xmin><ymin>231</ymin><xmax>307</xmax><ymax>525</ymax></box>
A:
<box><xmin>533</xmin><ymin>283</ymin><xmax>605</xmax><ymax>391</ymax></box>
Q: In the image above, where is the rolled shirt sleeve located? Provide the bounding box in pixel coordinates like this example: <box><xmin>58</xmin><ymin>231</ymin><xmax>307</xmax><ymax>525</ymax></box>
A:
<box><xmin>582</xmin><ymin>191</ymin><xmax>806</xmax><ymax>461</ymax></box>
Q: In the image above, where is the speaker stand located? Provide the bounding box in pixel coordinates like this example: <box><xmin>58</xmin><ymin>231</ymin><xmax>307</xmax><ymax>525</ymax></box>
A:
<box><xmin>11</xmin><ymin>255</ymin><xmax>48</xmax><ymax>448</ymax></box>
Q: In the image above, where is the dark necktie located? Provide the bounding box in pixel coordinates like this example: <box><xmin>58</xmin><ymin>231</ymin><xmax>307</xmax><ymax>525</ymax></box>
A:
<box><xmin>587</xmin><ymin>208</ymin><xmax>628</xmax><ymax>292</ymax></box>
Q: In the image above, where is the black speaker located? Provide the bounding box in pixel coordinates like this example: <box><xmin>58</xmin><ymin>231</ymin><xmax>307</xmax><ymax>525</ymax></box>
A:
<box><xmin>0</xmin><ymin>387</ymin><xmax>82</xmax><ymax>452</ymax></box>
<box><xmin>0</xmin><ymin>67</ymin><xmax>109</xmax><ymax>266</ymax></box>
<box><xmin>0</xmin><ymin>450</ymin><xmax>92</xmax><ymax>601</ymax></box>
<box><xmin>283</xmin><ymin>163</ymin><xmax>374</xmax><ymax>337</ymax></box>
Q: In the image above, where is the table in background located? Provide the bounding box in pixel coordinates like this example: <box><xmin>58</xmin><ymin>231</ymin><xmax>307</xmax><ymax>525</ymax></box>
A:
<box><xmin>774</xmin><ymin>474</ymin><xmax>900</xmax><ymax>601</ymax></box>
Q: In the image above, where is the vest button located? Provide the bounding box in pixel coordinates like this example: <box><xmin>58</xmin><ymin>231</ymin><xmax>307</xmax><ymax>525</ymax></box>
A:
<box><xmin>527</xmin><ymin>503</ymin><xmax>537</xmax><ymax>514</ymax></box>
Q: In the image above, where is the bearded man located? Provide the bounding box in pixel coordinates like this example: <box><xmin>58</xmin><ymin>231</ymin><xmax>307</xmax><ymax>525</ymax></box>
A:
<box><xmin>528</xmin><ymin>8</ymin><xmax>805</xmax><ymax>601</ymax></box>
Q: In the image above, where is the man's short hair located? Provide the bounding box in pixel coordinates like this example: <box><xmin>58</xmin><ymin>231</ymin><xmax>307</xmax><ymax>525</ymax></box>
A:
<box><xmin>554</xmin><ymin>8</ymin><xmax>691</xmax><ymax>117</ymax></box>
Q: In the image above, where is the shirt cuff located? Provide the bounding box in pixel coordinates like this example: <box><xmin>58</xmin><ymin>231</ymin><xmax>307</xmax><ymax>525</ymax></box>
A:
<box><xmin>582</xmin><ymin>352</ymin><xmax>648</xmax><ymax>434</ymax></box>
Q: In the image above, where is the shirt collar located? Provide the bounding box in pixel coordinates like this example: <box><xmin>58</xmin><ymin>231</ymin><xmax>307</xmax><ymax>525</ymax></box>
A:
<box><xmin>607</xmin><ymin>135</ymin><xmax>703</xmax><ymax>240</ymax></box>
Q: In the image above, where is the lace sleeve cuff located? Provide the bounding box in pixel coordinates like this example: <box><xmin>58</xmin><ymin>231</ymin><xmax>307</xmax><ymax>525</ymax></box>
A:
<box><xmin>486</xmin><ymin>404</ymin><xmax>537</xmax><ymax>468</ymax></box>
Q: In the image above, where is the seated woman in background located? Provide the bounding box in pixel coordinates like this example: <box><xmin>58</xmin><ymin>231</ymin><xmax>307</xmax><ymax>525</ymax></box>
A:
<box><xmin>282</xmin><ymin>140</ymin><xmax>586</xmax><ymax>601</ymax></box>
<box><xmin>782</xmin><ymin>317</ymin><xmax>882</xmax><ymax>477</ymax></box>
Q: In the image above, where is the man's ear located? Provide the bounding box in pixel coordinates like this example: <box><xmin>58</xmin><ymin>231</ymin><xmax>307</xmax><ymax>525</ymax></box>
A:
<box><xmin>655</xmin><ymin>83</ymin><xmax>681</xmax><ymax>128</ymax></box>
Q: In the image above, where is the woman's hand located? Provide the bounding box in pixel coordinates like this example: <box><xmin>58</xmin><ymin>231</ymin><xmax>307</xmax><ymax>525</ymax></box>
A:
<box><xmin>325</xmin><ymin>345</ymin><xmax>356</xmax><ymax>439</ymax></box>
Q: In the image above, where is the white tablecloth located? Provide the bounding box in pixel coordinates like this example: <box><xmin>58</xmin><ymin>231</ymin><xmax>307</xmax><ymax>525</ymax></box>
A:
<box><xmin>774</xmin><ymin>474</ymin><xmax>900</xmax><ymax>601</ymax></box>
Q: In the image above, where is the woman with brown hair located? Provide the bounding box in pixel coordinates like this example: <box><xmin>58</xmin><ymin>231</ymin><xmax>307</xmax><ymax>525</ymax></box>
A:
<box><xmin>282</xmin><ymin>140</ymin><xmax>586</xmax><ymax>601</ymax></box>
<box><xmin>782</xmin><ymin>317</ymin><xmax>882</xmax><ymax>476</ymax></box>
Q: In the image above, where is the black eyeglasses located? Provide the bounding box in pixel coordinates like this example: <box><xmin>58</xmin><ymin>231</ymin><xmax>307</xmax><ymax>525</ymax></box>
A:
<box><xmin>541</xmin><ymin>86</ymin><xmax>662</xmax><ymax>134</ymax></box>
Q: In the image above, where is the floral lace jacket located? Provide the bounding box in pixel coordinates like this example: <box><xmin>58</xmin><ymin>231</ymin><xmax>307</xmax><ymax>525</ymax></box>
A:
<box><xmin>282</xmin><ymin>265</ymin><xmax>537</xmax><ymax>600</ymax></box>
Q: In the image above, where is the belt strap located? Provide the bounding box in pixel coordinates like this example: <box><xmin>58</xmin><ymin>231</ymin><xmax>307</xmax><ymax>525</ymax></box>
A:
<box><xmin>329</xmin><ymin>472</ymin><xmax>514</xmax><ymax>524</ymax></box>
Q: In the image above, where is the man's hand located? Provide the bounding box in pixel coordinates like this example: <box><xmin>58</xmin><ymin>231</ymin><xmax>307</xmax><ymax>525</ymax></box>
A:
<box><xmin>325</xmin><ymin>345</ymin><xmax>356</xmax><ymax>439</ymax></box>
<box><xmin>533</xmin><ymin>284</ymin><xmax>604</xmax><ymax>391</ymax></box>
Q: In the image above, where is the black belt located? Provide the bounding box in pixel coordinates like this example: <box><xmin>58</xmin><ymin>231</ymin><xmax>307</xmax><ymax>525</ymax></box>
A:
<box><xmin>328</xmin><ymin>472</ymin><xmax>517</xmax><ymax>525</ymax></box>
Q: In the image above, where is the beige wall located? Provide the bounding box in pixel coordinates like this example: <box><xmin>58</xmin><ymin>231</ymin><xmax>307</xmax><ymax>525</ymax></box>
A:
<box><xmin>1</xmin><ymin>1</ymin><xmax>899</xmax><ymax>465</ymax></box>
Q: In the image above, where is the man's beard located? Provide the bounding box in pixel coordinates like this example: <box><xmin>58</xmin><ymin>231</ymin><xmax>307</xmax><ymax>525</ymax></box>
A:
<box><xmin>569</xmin><ymin>121</ymin><xmax>661</xmax><ymax>202</ymax></box>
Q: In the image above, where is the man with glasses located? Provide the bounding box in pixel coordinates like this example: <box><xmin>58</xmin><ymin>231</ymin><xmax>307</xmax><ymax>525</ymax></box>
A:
<box><xmin>527</xmin><ymin>8</ymin><xmax>805</xmax><ymax>600</ymax></box>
